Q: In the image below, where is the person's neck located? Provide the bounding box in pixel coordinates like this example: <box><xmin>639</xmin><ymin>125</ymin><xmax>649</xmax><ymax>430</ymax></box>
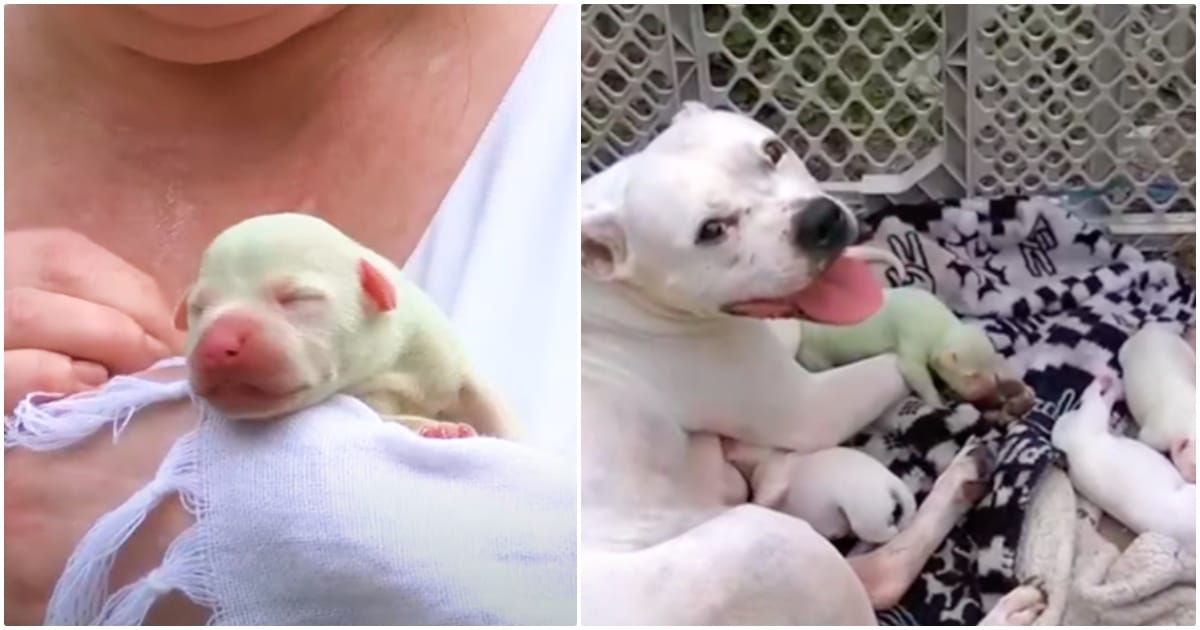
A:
<box><xmin>6</xmin><ymin>4</ymin><xmax>551</xmax><ymax>294</ymax></box>
<box><xmin>10</xmin><ymin>6</ymin><xmax>490</xmax><ymax>174</ymax></box>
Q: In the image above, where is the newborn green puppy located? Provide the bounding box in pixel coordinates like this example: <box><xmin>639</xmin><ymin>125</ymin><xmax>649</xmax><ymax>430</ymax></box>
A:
<box><xmin>176</xmin><ymin>212</ymin><xmax>521</xmax><ymax>439</ymax></box>
<box><xmin>797</xmin><ymin>287</ymin><xmax>1000</xmax><ymax>407</ymax></box>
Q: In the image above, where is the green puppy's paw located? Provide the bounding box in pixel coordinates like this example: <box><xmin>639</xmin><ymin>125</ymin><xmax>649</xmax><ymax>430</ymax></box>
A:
<box><xmin>898</xmin><ymin>359</ymin><xmax>944</xmax><ymax>407</ymax></box>
<box><xmin>919</xmin><ymin>390</ymin><xmax>945</xmax><ymax>408</ymax></box>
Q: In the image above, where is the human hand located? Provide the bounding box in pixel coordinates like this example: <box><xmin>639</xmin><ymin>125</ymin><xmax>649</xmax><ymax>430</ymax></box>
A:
<box><xmin>4</xmin><ymin>366</ymin><xmax>207</xmax><ymax>625</ymax></box>
<box><xmin>4</xmin><ymin>229</ymin><xmax>185</xmax><ymax>413</ymax></box>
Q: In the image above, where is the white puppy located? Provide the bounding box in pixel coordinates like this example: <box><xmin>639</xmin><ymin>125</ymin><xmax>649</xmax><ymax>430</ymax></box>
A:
<box><xmin>581</xmin><ymin>102</ymin><xmax>1044</xmax><ymax>625</ymax></box>
<box><xmin>1118</xmin><ymin>322</ymin><xmax>1196</xmax><ymax>482</ymax></box>
<box><xmin>726</xmin><ymin>443</ymin><xmax>916</xmax><ymax>543</ymax></box>
<box><xmin>1052</xmin><ymin>372</ymin><xmax>1195</xmax><ymax>551</ymax></box>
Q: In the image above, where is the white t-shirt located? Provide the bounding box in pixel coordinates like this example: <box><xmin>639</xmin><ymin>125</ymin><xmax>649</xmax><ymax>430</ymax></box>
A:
<box><xmin>405</xmin><ymin>6</ymin><xmax>578</xmax><ymax>464</ymax></box>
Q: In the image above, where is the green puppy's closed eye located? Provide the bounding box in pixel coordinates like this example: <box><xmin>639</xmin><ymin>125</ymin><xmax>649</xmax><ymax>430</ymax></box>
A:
<box><xmin>278</xmin><ymin>291</ymin><xmax>326</xmax><ymax>304</ymax></box>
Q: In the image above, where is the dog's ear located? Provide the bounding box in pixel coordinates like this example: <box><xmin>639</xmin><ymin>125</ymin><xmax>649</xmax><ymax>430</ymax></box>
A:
<box><xmin>359</xmin><ymin>258</ymin><xmax>398</xmax><ymax>314</ymax></box>
<box><xmin>672</xmin><ymin>101</ymin><xmax>710</xmax><ymax>125</ymax></box>
<box><xmin>173</xmin><ymin>285</ymin><xmax>193</xmax><ymax>332</ymax></box>
<box><xmin>582</xmin><ymin>206</ymin><xmax>632</xmax><ymax>281</ymax></box>
<box><xmin>933</xmin><ymin>349</ymin><xmax>958</xmax><ymax>372</ymax></box>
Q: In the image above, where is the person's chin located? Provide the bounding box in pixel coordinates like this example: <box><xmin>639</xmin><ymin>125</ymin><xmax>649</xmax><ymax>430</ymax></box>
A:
<box><xmin>68</xmin><ymin>5</ymin><xmax>346</xmax><ymax>64</ymax></box>
<box><xmin>133</xmin><ymin>5</ymin><xmax>288</xmax><ymax>30</ymax></box>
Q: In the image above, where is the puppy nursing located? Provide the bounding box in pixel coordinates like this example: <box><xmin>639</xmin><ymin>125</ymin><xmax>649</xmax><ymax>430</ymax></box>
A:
<box><xmin>727</xmin><ymin>443</ymin><xmax>916</xmax><ymax>544</ymax></box>
<box><xmin>1052</xmin><ymin>373</ymin><xmax>1195</xmax><ymax>550</ymax></box>
<box><xmin>1119</xmin><ymin>323</ymin><xmax>1196</xmax><ymax>482</ymax></box>
<box><xmin>176</xmin><ymin>212</ymin><xmax>520</xmax><ymax>439</ymax></box>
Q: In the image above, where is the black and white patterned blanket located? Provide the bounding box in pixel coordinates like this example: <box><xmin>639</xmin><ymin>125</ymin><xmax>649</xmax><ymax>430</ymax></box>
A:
<box><xmin>841</xmin><ymin>196</ymin><xmax>1195</xmax><ymax>625</ymax></box>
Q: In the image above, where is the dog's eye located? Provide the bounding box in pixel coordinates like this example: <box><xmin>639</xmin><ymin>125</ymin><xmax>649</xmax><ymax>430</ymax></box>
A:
<box><xmin>762</xmin><ymin>138</ymin><xmax>787</xmax><ymax>166</ymax></box>
<box><xmin>277</xmin><ymin>291</ymin><xmax>326</xmax><ymax>307</ymax></box>
<box><xmin>695</xmin><ymin>219</ymin><xmax>729</xmax><ymax>245</ymax></box>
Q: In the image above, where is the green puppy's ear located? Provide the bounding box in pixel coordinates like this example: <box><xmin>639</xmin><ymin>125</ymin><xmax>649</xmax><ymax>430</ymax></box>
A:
<box><xmin>173</xmin><ymin>285</ymin><xmax>193</xmax><ymax>332</ymax></box>
<box><xmin>934</xmin><ymin>349</ymin><xmax>958</xmax><ymax>371</ymax></box>
<box><xmin>359</xmin><ymin>259</ymin><xmax>397</xmax><ymax>314</ymax></box>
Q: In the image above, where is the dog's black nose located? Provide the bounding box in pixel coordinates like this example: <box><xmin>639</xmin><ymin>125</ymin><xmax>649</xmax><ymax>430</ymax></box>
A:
<box><xmin>791</xmin><ymin>197</ymin><xmax>852</xmax><ymax>253</ymax></box>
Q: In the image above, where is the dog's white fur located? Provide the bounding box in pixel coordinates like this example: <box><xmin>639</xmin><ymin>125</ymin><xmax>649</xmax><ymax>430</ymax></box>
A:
<box><xmin>1052</xmin><ymin>373</ymin><xmax>1195</xmax><ymax>551</ymax></box>
<box><xmin>1118</xmin><ymin>322</ymin><xmax>1196</xmax><ymax>482</ymax></box>
<box><xmin>581</xmin><ymin>104</ymin><xmax>1043</xmax><ymax>624</ymax></box>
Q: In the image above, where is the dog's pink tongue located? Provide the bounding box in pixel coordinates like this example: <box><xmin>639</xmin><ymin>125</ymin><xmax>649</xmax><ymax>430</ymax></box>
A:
<box><xmin>789</xmin><ymin>256</ymin><xmax>884</xmax><ymax>325</ymax></box>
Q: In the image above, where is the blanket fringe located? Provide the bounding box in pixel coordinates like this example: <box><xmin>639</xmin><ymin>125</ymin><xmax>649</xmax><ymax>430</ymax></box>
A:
<box><xmin>93</xmin><ymin>524</ymin><xmax>217</xmax><ymax>625</ymax></box>
<box><xmin>5</xmin><ymin>358</ymin><xmax>189</xmax><ymax>451</ymax></box>
<box><xmin>44</xmin><ymin>429</ymin><xmax>205</xmax><ymax>625</ymax></box>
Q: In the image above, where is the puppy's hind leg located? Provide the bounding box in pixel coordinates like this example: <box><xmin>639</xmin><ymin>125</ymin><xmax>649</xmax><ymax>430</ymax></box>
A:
<box><xmin>450</xmin><ymin>373</ymin><xmax>523</xmax><ymax>439</ymax></box>
<box><xmin>382</xmin><ymin>414</ymin><xmax>478</xmax><ymax>439</ymax></box>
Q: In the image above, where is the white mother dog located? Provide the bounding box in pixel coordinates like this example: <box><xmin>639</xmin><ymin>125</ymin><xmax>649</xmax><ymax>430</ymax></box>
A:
<box><xmin>580</xmin><ymin>103</ymin><xmax>1045</xmax><ymax>625</ymax></box>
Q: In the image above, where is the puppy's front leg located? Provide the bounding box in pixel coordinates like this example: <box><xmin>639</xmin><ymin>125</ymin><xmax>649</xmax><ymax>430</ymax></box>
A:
<box><xmin>783</xmin><ymin>354</ymin><xmax>908</xmax><ymax>449</ymax></box>
<box><xmin>896</xmin><ymin>353</ymin><xmax>943</xmax><ymax>407</ymax></box>
<box><xmin>448</xmin><ymin>375</ymin><xmax>523</xmax><ymax>439</ymax></box>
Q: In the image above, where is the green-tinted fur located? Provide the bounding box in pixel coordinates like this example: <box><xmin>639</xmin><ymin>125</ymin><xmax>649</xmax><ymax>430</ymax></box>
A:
<box><xmin>797</xmin><ymin>287</ymin><xmax>998</xmax><ymax>406</ymax></box>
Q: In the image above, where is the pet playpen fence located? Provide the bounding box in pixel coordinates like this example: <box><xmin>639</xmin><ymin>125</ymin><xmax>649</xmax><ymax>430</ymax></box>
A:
<box><xmin>581</xmin><ymin>4</ymin><xmax>1196</xmax><ymax>256</ymax></box>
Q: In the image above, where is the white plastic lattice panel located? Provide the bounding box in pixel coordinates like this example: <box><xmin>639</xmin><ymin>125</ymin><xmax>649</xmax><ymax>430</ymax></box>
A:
<box><xmin>582</xmin><ymin>5</ymin><xmax>682</xmax><ymax>176</ymax></box>
<box><xmin>965</xmin><ymin>5</ymin><xmax>1195</xmax><ymax>228</ymax></box>
<box><xmin>582</xmin><ymin>5</ymin><xmax>949</xmax><ymax>189</ymax></box>
<box><xmin>695</xmin><ymin>5</ymin><xmax>948</xmax><ymax>190</ymax></box>
<box><xmin>581</xmin><ymin>4</ymin><xmax>1197</xmax><ymax>249</ymax></box>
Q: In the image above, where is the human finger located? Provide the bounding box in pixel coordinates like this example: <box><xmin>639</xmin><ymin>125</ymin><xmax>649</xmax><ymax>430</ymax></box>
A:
<box><xmin>5</xmin><ymin>287</ymin><xmax>173</xmax><ymax>374</ymax></box>
<box><xmin>4</xmin><ymin>349</ymin><xmax>109</xmax><ymax>414</ymax></box>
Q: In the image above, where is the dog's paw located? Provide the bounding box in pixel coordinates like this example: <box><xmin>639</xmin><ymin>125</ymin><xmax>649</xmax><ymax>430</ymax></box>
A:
<box><xmin>940</xmin><ymin>439</ymin><xmax>997</xmax><ymax>505</ymax></box>
<box><xmin>418</xmin><ymin>422</ymin><xmax>477</xmax><ymax>439</ymax></box>
<box><xmin>975</xmin><ymin>378</ymin><xmax>1035</xmax><ymax>425</ymax></box>
<box><xmin>1048</xmin><ymin>447</ymin><xmax>1070</xmax><ymax>472</ymax></box>
<box><xmin>1002</xmin><ymin>382</ymin><xmax>1036</xmax><ymax>418</ymax></box>
<box><xmin>980</xmin><ymin>408</ymin><xmax>1012</xmax><ymax>426</ymax></box>
<box><xmin>1020</xmin><ymin>575</ymin><xmax>1046</xmax><ymax>592</ymax></box>
<box><xmin>979</xmin><ymin>581</ymin><xmax>1047</xmax><ymax>625</ymax></box>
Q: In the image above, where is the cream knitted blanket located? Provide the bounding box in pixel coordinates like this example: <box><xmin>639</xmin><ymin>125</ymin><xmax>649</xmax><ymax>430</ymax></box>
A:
<box><xmin>1017</xmin><ymin>468</ymin><xmax>1195</xmax><ymax>625</ymax></box>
